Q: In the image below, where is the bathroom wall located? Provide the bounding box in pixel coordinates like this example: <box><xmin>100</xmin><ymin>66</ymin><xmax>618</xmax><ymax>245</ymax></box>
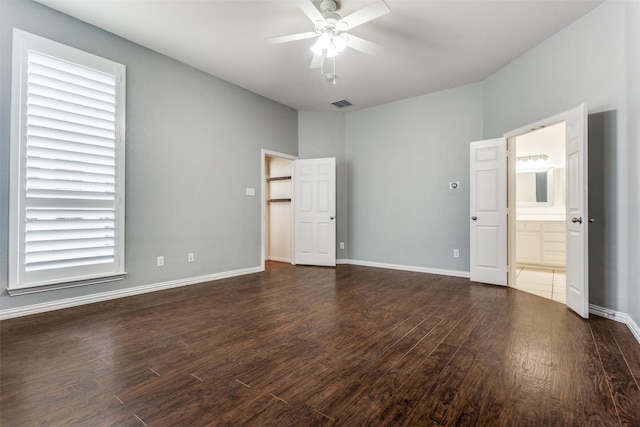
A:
<box><xmin>515</xmin><ymin>123</ymin><xmax>566</xmax><ymax>218</ymax></box>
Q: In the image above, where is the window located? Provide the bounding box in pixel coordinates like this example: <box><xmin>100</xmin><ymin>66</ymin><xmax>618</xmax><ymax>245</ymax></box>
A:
<box><xmin>9</xmin><ymin>29</ymin><xmax>126</xmax><ymax>294</ymax></box>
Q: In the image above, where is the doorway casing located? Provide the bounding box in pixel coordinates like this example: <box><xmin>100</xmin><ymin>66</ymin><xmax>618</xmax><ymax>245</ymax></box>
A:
<box><xmin>261</xmin><ymin>149</ymin><xmax>297</xmax><ymax>270</ymax></box>
<box><xmin>470</xmin><ymin>104</ymin><xmax>588</xmax><ymax>318</ymax></box>
<box><xmin>504</xmin><ymin>104</ymin><xmax>589</xmax><ymax>318</ymax></box>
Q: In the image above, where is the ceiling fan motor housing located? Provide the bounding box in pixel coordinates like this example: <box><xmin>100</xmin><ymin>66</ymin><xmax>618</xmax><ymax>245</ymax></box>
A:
<box><xmin>319</xmin><ymin>0</ymin><xmax>338</xmax><ymax>13</ymax></box>
<box><xmin>269</xmin><ymin>0</ymin><xmax>391</xmax><ymax>70</ymax></box>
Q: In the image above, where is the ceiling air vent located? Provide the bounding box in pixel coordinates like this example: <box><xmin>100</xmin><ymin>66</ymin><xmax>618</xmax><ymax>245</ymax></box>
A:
<box><xmin>331</xmin><ymin>99</ymin><xmax>352</xmax><ymax>108</ymax></box>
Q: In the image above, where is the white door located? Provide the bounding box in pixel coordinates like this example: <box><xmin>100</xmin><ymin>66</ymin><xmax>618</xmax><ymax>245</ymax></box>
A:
<box><xmin>294</xmin><ymin>157</ymin><xmax>336</xmax><ymax>266</ymax></box>
<box><xmin>470</xmin><ymin>138</ymin><xmax>507</xmax><ymax>285</ymax></box>
<box><xmin>565</xmin><ymin>104</ymin><xmax>589</xmax><ymax>318</ymax></box>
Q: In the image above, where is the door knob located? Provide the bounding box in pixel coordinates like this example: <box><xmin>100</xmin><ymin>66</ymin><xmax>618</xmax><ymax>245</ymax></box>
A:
<box><xmin>572</xmin><ymin>217</ymin><xmax>583</xmax><ymax>224</ymax></box>
<box><xmin>471</xmin><ymin>216</ymin><xmax>477</xmax><ymax>221</ymax></box>
<box><xmin>589</xmin><ymin>218</ymin><xmax>596</xmax><ymax>223</ymax></box>
<box><xmin>330</xmin><ymin>216</ymin><xmax>335</xmax><ymax>220</ymax></box>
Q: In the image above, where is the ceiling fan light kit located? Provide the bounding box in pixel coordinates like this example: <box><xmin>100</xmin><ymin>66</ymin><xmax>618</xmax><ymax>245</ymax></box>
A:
<box><xmin>310</xmin><ymin>32</ymin><xmax>348</xmax><ymax>58</ymax></box>
<box><xmin>268</xmin><ymin>0</ymin><xmax>390</xmax><ymax>83</ymax></box>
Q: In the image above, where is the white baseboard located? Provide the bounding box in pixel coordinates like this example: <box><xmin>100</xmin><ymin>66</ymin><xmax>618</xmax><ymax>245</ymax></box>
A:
<box><xmin>338</xmin><ymin>259</ymin><xmax>470</xmax><ymax>278</ymax></box>
<box><xmin>0</xmin><ymin>266</ymin><xmax>263</xmax><ymax>321</ymax></box>
<box><xmin>339</xmin><ymin>261</ymin><xmax>640</xmax><ymax>344</ymax></box>
<box><xmin>267</xmin><ymin>257</ymin><xmax>291</xmax><ymax>263</ymax></box>
<box><xmin>4</xmin><ymin>263</ymin><xmax>638</xmax><ymax>346</ymax></box>
<box><xmin>590</xmin><ymin>304</ymin><xmax>640</xmax><ymax>344</ymax></box>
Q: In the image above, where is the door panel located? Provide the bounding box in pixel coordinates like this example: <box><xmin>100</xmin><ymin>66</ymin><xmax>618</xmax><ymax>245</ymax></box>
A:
<box><xmin>294</xmin><ymin>158</ymin><xmax>336</xmax><ymax>266</ymax></box>
<box><xmin>470</xmin><ymin>138</ymin><xmax>507</xmax><ymax>285</ymax></box>
<box><xmin>476</xmin><ymin>226</ymin><xmax>500</xmax><ymax>268</ymax></box>
<box><xmin>299</xmin><ymin>222</ymin><xmax>313</xmax><ymax>254</ymax></box>
<box><xmin>301</xmin><ymin>188</ymin><xmax>312</xmax><ymax>211</ymax></box>
<box><xmin>565</xmin><ymin>104</ymin><xmax>589</xmax><ymax>318</ymax></box>
<box><xmin>318</xmin><ymin>222</ymin><xmax>330</xmax><ymax>254</ymax></box>
<box><xmin>477</xmin><ymin>169</ymin><xmax>499</xmax><ymax>211</ymax></box>
<box><xmin>318</xmin><ymin>181</ymin><xmax>329</xmax><ymax>211</ymax></box>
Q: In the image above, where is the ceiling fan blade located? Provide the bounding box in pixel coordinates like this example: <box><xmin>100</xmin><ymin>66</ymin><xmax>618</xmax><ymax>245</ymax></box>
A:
<box><xmin>267</xmin><ymin>32</ymin><xmax>319</xmax><ymax>44</ymax></box>
<box><xmin>346</xmin><ymin>34</ymin><xmax>382</xmax><ymax>55</ymax></box>
<box><xmin>337</xmin><ymin>0</ymin><xmax>390</xmax><ymax>31</ymax></box>
<box><xmin>299</xmin><ymin>0</ymin><xmax>327</xmax><ymax>25</ymax></box>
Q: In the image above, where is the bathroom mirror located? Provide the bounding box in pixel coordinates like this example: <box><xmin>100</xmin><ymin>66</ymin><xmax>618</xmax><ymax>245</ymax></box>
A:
<box><xmin>516</xmin><ymin>167</ymin><xmax>554</xmax><ymax>206</ymax></box>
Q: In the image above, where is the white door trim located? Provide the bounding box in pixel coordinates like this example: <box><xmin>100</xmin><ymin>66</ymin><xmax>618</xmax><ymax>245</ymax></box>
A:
<box><xmin>503</xmin><ymin>110</ymin><xmax>574</xmax><ymax>140</ymax></box>
<box><xmin>504</xmin><ymin>104</ymin><xmax>589</xmax><ymax>318</ymax></box>
<box><xmin>505</xmin><ymin>117</ymin><xmax>566</xmax><ymax>292</ymax></box>
<box><xmin>261</xmin><ymin>149</ymin><xmax>297</xmax><ymax>270</ymax></box>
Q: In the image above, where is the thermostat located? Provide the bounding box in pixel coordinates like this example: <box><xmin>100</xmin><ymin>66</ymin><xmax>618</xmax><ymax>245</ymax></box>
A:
<box><xmin>449</xmin><ymin>182</ymin><xmax>459</xmax><ymax>189</ymax></box>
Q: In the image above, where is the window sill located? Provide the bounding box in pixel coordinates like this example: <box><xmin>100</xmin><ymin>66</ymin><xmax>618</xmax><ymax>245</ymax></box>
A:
<box><xmin>7</xmin><ymin>274</ymin><xmax>127</xmax><ymax>296</ymax></box>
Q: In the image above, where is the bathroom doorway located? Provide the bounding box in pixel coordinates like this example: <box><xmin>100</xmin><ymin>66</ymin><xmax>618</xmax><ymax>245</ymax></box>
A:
<box><xmin>512</xmin><ymin>122</ymin><xmax>567</xmax><ymax>303</ymax></box>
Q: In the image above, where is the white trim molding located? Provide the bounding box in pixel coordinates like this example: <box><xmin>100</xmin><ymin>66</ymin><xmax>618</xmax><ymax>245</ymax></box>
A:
<box><xmin>338</xmin><ymin>259</ymin><xmax>471</xmax><ymax>278</ymax></box>
<box><xmin>266</xmin><ymin>257</ymin><xmax>292</xmax><ymax>264</ymax></box>
<box><xmin>0</xmin><ymin>266</ymin><xmax>262</xmax><ymax>321</ymax></box>
<box><xmin>4</xmin><ymin>262</ymin><xmax>638</xmax><ymax>347</ymax></box>
<box><xmin>590</xmin><ymin>304</ymin><xmax>640</xmax><ymax>344</ymax></box>
<box><xmin>10</xmin><ymin>29</ymin><xmax>127</xmax><ymax>292</ymax></box>
<box><xmin>261</xmin><ymin>149</ymin><xmax>298</xmax><ymax>269</ymax></box>
<box><xmin>340</xmin><ymin>260</ymin><xmax>639</xmax><ymax>344</ymax></box>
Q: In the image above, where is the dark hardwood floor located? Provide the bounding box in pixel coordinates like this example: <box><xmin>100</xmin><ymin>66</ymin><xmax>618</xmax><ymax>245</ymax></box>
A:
<box><xmin>265</xmin><ymin>260</ymin><xmax>291</xmax><ymax>271</ymax></box>
<box><xmin>1</xmin><ymin>265</ymin><xmax>639</xmax><ymax>426</ymax></box>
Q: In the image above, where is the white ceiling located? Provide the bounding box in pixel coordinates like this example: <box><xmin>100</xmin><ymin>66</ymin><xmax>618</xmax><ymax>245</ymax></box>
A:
<box><xmin>36</xmin><ymin>0</ymin><xmax>602</xmax><ymax>112</ymax></box>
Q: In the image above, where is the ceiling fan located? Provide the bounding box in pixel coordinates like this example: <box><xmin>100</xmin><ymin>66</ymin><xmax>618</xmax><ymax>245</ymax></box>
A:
<box><xmin>268</xmin><ymin>0</ymin><xmax>390</xmax><ymax>72</ymax></box>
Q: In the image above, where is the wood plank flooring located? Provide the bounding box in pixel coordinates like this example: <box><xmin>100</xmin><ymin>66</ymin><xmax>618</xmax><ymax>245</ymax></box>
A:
<box><xmin>1</xmin><ymin>264</ymin><xmax>639</xmax><ymax>426</ymax></box>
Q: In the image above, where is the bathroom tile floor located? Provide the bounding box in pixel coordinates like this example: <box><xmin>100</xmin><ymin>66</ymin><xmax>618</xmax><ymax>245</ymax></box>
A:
<box><xmin>515</xmin><ymin>267</ymin><xmax>566</xmax><ymax>303</ymax></box>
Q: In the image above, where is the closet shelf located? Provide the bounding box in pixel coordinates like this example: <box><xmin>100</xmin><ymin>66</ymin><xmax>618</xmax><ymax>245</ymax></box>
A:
<box><xmin>267</xmin><ymin>176</ymin><xmax>292</xmax><ymax>182</ymax></box>
<box><xmin>268</xmin><ymin>198</ymin><xmax>291</xmax><ymax>203</ymax></box>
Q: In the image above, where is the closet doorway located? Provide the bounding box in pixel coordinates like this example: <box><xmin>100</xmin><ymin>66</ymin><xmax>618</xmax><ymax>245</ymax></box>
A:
<box><xmin>262</xmin><ymin>151</ymin><xmax>296</xmax><ymax>267</ymax></box>
<box><xmin>511</xmin><ymin>122</ymin><xmax>567</xmax><ymax>303</ymax></box>
<box><xmin>261</xmin><ymin>150</ymin><xmax>337</xmax><ymax>269</ymax></box>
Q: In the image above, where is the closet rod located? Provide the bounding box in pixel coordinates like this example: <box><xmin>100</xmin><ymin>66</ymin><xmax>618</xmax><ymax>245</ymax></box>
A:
<box><xmin>267</xmin><ymin>176</ymin><xmax>292</xmax><ymax>182</ymax></box>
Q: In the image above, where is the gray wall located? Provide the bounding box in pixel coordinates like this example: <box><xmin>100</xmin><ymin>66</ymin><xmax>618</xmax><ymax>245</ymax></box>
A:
<box><xmin>626</xmin><ymin>0</ymin><xmax>640</xmax><ymax>328</ymax></box>
<box><xmin>2</xmin><ymin>1</ymin><xmax>637</xmax><ymax>329</ymax></box>
<box><xmin>346</xmin><ymin>84</ymin><xmax>483</xmax><ymax>271</ymax></box>
<box><xmin>333</xmin><ymin>1</ymin><xmax>638</xmax><ymax>327</ymax></box>
<box><xmin>298</xmin><ymin>111</ymin><xmax>348</xmax><ymax>259</ymax></box>
<box><xmin>0</xmin><ymin>1</ymin><xmax>298</xmax><ymax>311</ymax></box>
<box><xmin>587</xmin><ymin>111</ymin><xmax>618</xmax><ymax>310</ymax></box>
<box><xmin>482</xmin><ymin>0</ymin><xmax>634</xmax><ymax>318</ymax></box>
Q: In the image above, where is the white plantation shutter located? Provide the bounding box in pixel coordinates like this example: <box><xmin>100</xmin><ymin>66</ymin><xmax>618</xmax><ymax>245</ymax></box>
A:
<box><xmin>10</xmin><ymin>30</ymin><xmax>126</xmax><ymax>292</ymax></box>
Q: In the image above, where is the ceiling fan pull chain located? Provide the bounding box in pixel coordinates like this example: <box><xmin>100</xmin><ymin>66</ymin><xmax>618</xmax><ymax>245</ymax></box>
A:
<box><xmin>333</xmin><ymin>56</ymin><xmax>336</xmax><ymax>85</ymax></box>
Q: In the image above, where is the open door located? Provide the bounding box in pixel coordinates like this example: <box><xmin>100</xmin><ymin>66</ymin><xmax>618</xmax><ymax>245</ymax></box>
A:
<box><xmin>470</xmin><ymin>138</ymin><xmax>507</xmax><ymax>285</ymax></box>
<box><xmin>294</xmin><ymin>157</ymin><xmax>336</xmax><ymax>266</ymax></box>
<box><xmin>502</xmin><ymin>104</ymin><xmax>589</xmax><ymax>318</ymax></box>
<box><xmin>565</xmin><ymin>104</ymin><xmax>589</xmax><ymax>318</ymax></box>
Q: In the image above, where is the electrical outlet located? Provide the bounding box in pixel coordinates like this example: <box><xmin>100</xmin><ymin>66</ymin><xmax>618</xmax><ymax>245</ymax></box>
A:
<box><xmin>157</xmin><ymin>256</ymin><xmax>164</xmax><ymax>267</ymax></box>
<box><xmin>339</xmin><ymin>242</ymin><xmax>345</xmax><ymax>249</ymax></box>
<box><xmin>453</xmin><ymin>249</ymin><xmax>459</xmax><ymax>258</ymax></box>
<box><xmin>188</xmin><ymin>253</ymin><xmax>194</xmax><ymax>263</ymax></box>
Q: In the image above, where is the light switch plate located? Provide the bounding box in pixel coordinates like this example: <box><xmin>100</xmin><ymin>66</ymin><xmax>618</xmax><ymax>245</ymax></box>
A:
<box><xmin>245</xmin><ymin>187</ymin><xmax>255</xmax><ymax>196</ymax></box>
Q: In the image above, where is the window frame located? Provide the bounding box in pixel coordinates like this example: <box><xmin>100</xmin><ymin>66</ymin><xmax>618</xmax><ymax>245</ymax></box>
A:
<box><xmin>9</xmin><ymin>29</ymin><xmax>126</xmax><ymax>295</ymax></box>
